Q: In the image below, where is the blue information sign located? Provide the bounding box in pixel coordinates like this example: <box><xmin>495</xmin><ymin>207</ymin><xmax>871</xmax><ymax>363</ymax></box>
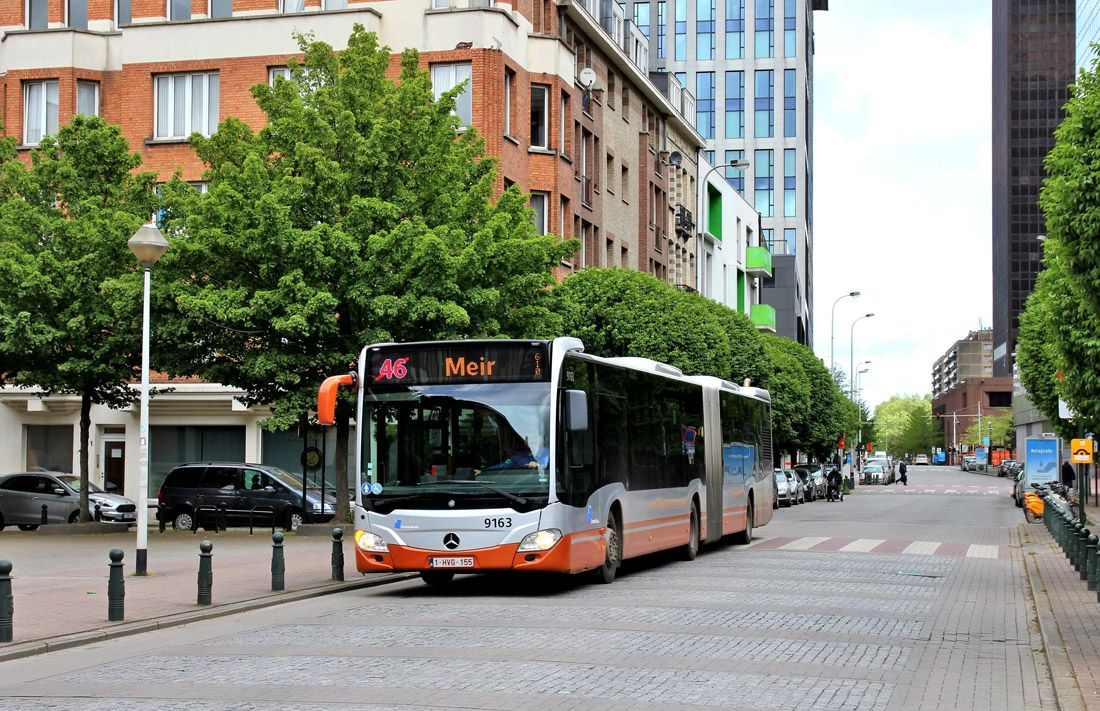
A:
<box><xmin>1025</xmin><ymin>437</ymin><xmax>1059</xmax><ymax>485</ymax></box>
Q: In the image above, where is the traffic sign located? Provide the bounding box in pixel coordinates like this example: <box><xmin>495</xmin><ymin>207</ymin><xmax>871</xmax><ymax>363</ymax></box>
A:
<box><xmin>1072</xmin><ymin>438</ymin><xmax>1094</xmax><ymax>464</ymax></box>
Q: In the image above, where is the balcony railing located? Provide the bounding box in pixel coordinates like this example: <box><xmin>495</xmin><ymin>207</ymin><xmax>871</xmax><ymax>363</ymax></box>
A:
<box><xmin>750</xmin><ymin>303</ymin><xmax>776</xmax><ymax>333</ymax></box>
<box><xmin>745</xmin><ymin>246</ymin><xmax>772</xmax><ymax>278</ymax></box>
<box><xmin>675</xmin><ymin>205</ymin><xmax>694</xmax><ymax>235</ymax></box>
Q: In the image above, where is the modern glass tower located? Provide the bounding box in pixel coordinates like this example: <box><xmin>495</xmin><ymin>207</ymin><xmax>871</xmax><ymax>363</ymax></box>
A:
<box><xmin>992</xmin><ymin>0</ymin><xmax>1100</xmax><ymax>377</ymax></box>
<box><xmin>625</xmin><ymin>0</ymin><xmax>828</xmax><ymax>346</ymax></box>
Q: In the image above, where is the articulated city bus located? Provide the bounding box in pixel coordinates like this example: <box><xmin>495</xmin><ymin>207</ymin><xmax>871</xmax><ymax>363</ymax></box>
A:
<box><xmin>317</xmin><ymin>337</ymin><xmax>773</xmax><ymax>585</ymax></box>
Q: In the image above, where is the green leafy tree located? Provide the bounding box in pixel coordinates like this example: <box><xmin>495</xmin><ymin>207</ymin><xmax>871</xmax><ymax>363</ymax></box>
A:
<box><xmin>760</xmin><ymin>336</ymin><xmax>810</xmax><ymax>465</ymax></box>
<box><xmin>960</xmin><ymin>412</ymin><xmax>1013</xmax><ymax>448</ymax></box>
<box><xmin>768</xmin><ymin>337</ymin><xmax>845</xmax><ymax>462</ymax></box>
<box><xmin>553</xmin><ymin>268</ymin><xmax>733</xmax><ymax>376</ymax></box>
<box><xmin>896</xmin><ymin>404</ymin><xmax>941</xmax><ymax>458</ymax></box>
<box><xmin>0</xmin><ymin>115</ymin><xmax>158</xmax><ymax>519</ymax></box>
<box><xmin>872</xmin><ymin>394</ymin><xmax>932</xmax><ymax>455</ymax></box>
<box><xmin>1017</xmin><ymin>263</ymin><xmax>1077</xmax><ymax>440</ymax></box>
<box><xmin>1036</xmin><ymin>51</ymin><xmax>1100</xmax><ymax>433</ymax></box>
<box><xmin>157</xmin><ymin>27</ymin><xmax>576</xmax><ymax>526</ymax></box>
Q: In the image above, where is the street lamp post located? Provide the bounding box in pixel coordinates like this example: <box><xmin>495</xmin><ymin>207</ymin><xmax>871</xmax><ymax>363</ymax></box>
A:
<box><xmin>830</xmin><ymin>291</ymin><xmax>860</xmax><ymax>375</ymax></box>
<box><xmin>848</xmin><ymin>313</ymin><xmax>874</xmax><ymax>474</ymax></box>
<box><xmin>128</xmin><ymin>224</ymin><xmax>170</xmax><ymax>577</ymax></box>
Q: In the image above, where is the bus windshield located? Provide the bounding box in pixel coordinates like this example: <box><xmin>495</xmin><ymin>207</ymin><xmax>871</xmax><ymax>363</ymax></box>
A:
<box><xmin>361</xmin><ymin>382</ymin><xmax>551</xmax><ymax>510</ymax></box>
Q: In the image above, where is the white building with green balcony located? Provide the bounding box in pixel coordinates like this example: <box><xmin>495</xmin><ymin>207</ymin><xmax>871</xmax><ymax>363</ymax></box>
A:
<box><xmin>697</xmin><ymin>155</ymin><xmax>774</xmax><ymax>331</ymax></box>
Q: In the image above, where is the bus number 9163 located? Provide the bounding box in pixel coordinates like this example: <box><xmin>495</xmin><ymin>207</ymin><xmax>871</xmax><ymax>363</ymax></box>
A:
<box><xmin>485</xmin><ymin>518</ymin><xmax>512</xmax><ymax>528</ymax></box>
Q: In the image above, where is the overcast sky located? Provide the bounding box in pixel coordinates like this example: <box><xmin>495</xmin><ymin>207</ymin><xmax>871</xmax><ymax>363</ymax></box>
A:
<box><xmin>810</xmin><ymin>1</ymin><xmax>993</xmax><ymax>411</ymax></box>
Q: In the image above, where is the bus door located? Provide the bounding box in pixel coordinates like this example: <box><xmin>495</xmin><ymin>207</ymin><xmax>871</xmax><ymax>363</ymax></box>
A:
<box><xmin>702</xmin><ymin>387</ymin><xmax>723</xmax><ymax>543</ymax></box>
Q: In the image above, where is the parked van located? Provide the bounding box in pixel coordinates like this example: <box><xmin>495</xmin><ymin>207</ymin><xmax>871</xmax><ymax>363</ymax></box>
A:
<box><xmin>157</xmin><ymin>462</ymin><xmax>336</xmax><ymax>531</ymax></box>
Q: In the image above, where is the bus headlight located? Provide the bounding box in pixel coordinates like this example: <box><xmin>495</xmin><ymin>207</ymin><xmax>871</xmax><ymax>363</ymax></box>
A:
<box><xmin>354</xmin><ymin>530</ymin><xmax>389</xmax><ymax>553</ymax></box>
<box><xmin>517</xmin><ymin>529</ymin><xmax>562</xmax><ymax>552</ymax></box>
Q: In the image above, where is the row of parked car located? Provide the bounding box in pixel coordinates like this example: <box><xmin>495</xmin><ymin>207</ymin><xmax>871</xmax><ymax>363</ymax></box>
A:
<box><xmin>0</xmin><ymin>462</ymin><xmax>339</xmax><ymax>532</ymax></box>
<box><xmin>774</xmin><ymin>464</ymin><xmax>833</xmax><ymax>507</ymax></box>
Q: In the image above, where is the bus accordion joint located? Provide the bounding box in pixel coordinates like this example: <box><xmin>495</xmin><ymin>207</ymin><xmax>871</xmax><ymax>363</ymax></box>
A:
<box><xmin>317</xmin><ymin>372</ymin><xmax>358</xmax><ymax>425</ymax></box>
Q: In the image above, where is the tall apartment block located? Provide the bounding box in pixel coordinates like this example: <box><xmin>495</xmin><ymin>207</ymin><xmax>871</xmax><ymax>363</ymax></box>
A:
<box><xmin>623</xmin><ymin>0</ymin><xmax>827</xmax><ymax>346</ymax></box>
<box><xmin>992</xmin><ymin>1</ymin><xmax>1100</xmax><ymax>377</ymax></box>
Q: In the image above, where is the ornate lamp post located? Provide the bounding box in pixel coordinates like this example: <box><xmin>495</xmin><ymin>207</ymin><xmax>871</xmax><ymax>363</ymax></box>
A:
<box><xmin>128</xmin><ymin>224</ymin><xmax>169</xmax><ymax>576</ymax></box>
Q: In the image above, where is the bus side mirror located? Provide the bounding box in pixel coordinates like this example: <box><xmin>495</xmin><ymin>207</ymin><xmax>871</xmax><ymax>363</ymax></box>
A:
<box><xmin>565</xmin><ymin>389</ymin><xmax>588</xmax><ymax>432</ymax></box>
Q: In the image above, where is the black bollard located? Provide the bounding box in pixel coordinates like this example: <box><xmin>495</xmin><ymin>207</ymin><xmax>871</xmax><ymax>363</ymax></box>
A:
<box><xmin>94</xmin><ymin>504</ymin><xmax>101</xmax><ymax>522</ymax></box>
<box><xmin>1081</xmin><ymin>528</ymin><xmax>1091</xmax><ymax>581</ymax></box>
<box><xmin>197</xmin><ymin>540</ymin><xmax>213</xmax><ymax>605</ymax></box>
<box><xmin>1072</xmin><ymin>522</ymin><xmax>1082</xmax><ymax>568</ymax></box>
<box><xmin>40</xmin><ymin>504</ymin><xmax>48</xmax><ymax>526</ymax></box>
<box><xmin>108</xmin><ymin>549</ymin><xmax>125</xmax><ymax>621</ymax></box>
<box><xmin>331</xmin><ymin>528</ymin><xmax>344</xmax><ymax>582</ymax></box>
<box><xmin>1088</xmin><ymin>534</ymin><xmax>1098</xmax><ymax>592</ymax></box>
<box><xmin>271</xmin><ymin>532</ymin><xmax>285</xmax><ymax>591</ymax></box>
<box><xmin>0</xmin><ymin>560</ymin><xmax>12</xmax><ymax>643</ymax></box>
<box><xmin>218</xmin><ymin>503</ymin><xmax>227</xmax><ymax>533</ymax></box>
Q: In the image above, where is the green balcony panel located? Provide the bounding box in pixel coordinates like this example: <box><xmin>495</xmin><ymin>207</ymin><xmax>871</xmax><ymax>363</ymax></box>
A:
<box><xmin>751</xmin><ymin>303</ymin><xmax>776</xmax><ymax>332</ymax></box>
<box><xmin>746</xmin><ymin>246</ymin><xmax>772</xmax><ymax>278</ymax></box>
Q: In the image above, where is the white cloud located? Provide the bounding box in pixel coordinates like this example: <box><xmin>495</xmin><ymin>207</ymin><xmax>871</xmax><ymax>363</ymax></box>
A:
<box><xmin>811</xmin><ymin>1</ymin><xmax>993</xmax><ymax>410</ymax></box>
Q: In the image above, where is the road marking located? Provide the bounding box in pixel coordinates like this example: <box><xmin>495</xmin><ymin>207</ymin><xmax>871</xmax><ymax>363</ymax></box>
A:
<box><xmin>840</xmin><ymin>539</ymin><xmax>886</xmax><ymax>552</ymax></box>
<box><xmin>902</xmin><ymin>541</ymin><xmax>941</xmax><ymax>555</ymax></box>
<box><xmin>778</xmin><ymin>536</ymin><xmax>831</xmax><ymax>550</ymax></box>
<box><xmin>966</xmin><ymin>545</ymin><xmax>999</xmax><ymax>559</ymax></box>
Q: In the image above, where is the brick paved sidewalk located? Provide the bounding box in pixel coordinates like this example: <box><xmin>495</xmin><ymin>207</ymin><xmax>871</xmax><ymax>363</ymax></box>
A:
<box><xmin>1021</xmin><ymin>520</ymin><xmax>1100</xmax><ymax>711</ymax></box>
<box><xmin>0</xmin><ymin>526</ymin><xmax>412</xmax><ymax>660</ymax></box>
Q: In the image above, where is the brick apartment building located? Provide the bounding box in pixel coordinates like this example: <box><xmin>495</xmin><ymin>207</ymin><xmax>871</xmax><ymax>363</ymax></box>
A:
<box><xmin>0</xmin><ymin>0</ymin><xmax>777</xmax><ymax>496</ymax></box>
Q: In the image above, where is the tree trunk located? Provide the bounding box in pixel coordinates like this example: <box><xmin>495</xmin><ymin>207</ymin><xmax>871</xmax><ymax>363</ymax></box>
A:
<box><xmin>79</xmin><ymin>393</ymin><xmax>92</xmax><ymax>522</ymax></box>
<box><xmin>332</xmin><ymin>411</ymin><xmax>351</xmax><ymax>529</ymax></box>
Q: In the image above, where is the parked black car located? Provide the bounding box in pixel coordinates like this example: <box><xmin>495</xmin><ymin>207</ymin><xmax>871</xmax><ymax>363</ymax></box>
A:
<box><xmin>156</xmin><ymin>462</ymin><xmax>336</xmax><ymax>531</ymax></box>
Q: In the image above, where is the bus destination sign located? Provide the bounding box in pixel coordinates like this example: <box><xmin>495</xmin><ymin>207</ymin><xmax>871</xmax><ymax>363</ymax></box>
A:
<box><xmin>367</xmin><ymin>343</ymin><xmax>550</xmax><ymax>384</ymax></box>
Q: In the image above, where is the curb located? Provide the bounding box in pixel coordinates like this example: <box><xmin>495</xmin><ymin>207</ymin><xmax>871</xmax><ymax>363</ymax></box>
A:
<box><xmin>0</xmin><ymin>571</ymin><xmax>419</xmax><ymax>664</ymax></box>
<box><xmin>1019</xmin><ymin>525</ymin><xmax>1086</xmax><ymax>711</ymax></box>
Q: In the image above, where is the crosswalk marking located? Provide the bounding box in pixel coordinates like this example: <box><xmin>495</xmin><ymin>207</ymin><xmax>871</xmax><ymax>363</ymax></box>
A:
<box><xmin>747</xmin><ymin>536</ymin><xmax>1009</xmax><ymax>559</ymax></box>
<box><xmin>840</xmin><ymin>539</ymin><xmax>886</xmax><ymax>552</ymax></box>
<box><xmin>778</xmin><ymin>536</ymin><xmax>831</xmax><ymax>550</ymax></box>
<box><xmin>902</xmin><ymin>541</ymin><xmax>940</xmax><ymax>555</ymax></box>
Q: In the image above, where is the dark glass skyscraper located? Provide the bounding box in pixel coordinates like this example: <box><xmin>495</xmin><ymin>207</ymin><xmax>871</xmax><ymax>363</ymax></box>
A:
<box><xmin>991</xmin><ymin>1</ymin><xmax>1076</xmax><ymax>377</ymax></box>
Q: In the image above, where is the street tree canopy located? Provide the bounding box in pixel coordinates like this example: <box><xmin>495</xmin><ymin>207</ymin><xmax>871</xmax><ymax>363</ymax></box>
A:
<box><xmin>157</xmin><ymin>27</ymin><xmax>577</xmax><ymax>525</ymax></box>
<box><xmin>1034</xmin><ymin>52</ymin><xmax>1100</xmax><ymax>433</ymax></box>
<box><xmin>0</xmin><ymin>116</ymin><xmax>158</xmax><ymax>518</ymax></box>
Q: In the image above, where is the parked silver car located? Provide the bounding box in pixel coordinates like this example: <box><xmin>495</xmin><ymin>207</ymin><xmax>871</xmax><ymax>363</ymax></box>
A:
<box><xmin>774</xmin><ymin>470</ymin><xmax>793</xmax><ymax>507</ymax></box>
<box><xmin>0</xmin><ymin>471</ymin><xmax>137</xmax><ymax>531</ymax></box>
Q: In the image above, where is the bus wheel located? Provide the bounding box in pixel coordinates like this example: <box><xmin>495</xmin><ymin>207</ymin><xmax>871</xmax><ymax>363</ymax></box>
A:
<box><xmin>594</xmin><ymin>511</ymin><xmax>621</xmax><ymax>584</ymax></box>
<box><xmin>420</xmin><ymin>570</ymin><xmax>455</xmax><ymax>586</ymax></box>
<box><xmin>732</xmin><ymin>504</ymin><xmax>753</xmax><ymax>545</ymax></box>
<box><xmin>681</xmin><ymin>503</ymin><xmax>700</xmax><ymax>561</ymax></box>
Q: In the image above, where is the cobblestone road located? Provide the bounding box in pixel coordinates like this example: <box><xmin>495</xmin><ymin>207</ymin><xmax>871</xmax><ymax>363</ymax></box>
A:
<box><xmin>0</xmin><ymin>467</ymin><xmax>1057</xmax><ymax>710</ymax></box>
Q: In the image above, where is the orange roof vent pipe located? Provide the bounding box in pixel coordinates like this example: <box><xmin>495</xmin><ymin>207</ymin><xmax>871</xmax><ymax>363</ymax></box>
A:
<box><xmin>318</xmin><ymin>373</ymin><xmax>357</xmax><ymax>425</ymax></box>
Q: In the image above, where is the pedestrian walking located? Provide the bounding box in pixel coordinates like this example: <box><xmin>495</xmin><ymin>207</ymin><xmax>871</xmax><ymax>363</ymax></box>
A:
<box><xmin>899</xmin><ymin>460</ymin><xmax>908</xmax><ymax>486</ymax></box>
<box><xmin>1062</xmin><ymin>460</ymin><xmax>1076</xmax><ymax>490</ymax></box>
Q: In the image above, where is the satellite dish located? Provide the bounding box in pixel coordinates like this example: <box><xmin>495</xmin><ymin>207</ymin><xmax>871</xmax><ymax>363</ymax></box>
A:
<box><xmin>579</xmin><ymin>67</ymin><xmax>597</xmax><ymax>89</ymax></box>
<box><xmin>668</xmin><ymin>151</ymin><xmax>682</xmax><ymax>166</ymax></box>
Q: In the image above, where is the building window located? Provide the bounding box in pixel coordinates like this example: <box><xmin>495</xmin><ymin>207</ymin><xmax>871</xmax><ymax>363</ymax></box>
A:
<box><xmin>696</xmin><ymin>72</ymin><xmax>715</xmax><ymax>139</ymax></box>
<box><xmin>530</xmin><ymin>192</ymin><xmax>549</xmax><ymax>234</ymax></box>
<box><xmin>622</xmin><ymin>86</ymin><xmax>629</xmax><ymax>121</ymax></box>
<box><xmin>503</xmin><ymin>71</ymin><xmax>512</xmax><ymax>135</ymax></box>
<box><xmin>68</xmin><ymin>0</ymin><xmax>88</xmax><ymax>29</ymax></box>
<box><xmin>560</xmin><ymin>92</ymin><xmax>570</xmax><ymax>154</ymax></box>
<box><xmin>674</xmin><ymin>0</ymin><xmax>686</xmax><ymax>61</ymax></box>
<box><xmin>169</xmin><ymin>0</ymin><xmax>190</xmax><ymax>20</ymax></box>
<box><xmin>621</xmin><ymin>164</ymin><xmax>629</xmax><ymax>201</ymax></box>
<box><xmin>23</xmin><ymin>80</ymin><xmax>58</xmax><ymax>146</ymax></box>
<box><xmin>26</xmin><ymin>425</ymin><xmax>74</xmax><ymax>474</ymax></box>
<box><xmin>269</xmin><ymin>67</ymin><xmax>291</xmax><ymax>84</ymax></box>
<box><xmin>210</xmin><ymin>0</ymin><xmax>231</xmax><ymax>17</ymax></box>
<box><xmin>724</xmin><ymin>149</ymin><xmax>745</xmax><ymax>194</ymax></box>
<box><xmin>696</xmin><ymin>0</ymin><xmax>715</xmax><ymax>60</ymax></box>
<box><xmin>115</xmin><ymin>0</ymin><xmax>130</xmax><ymax>26</ymax></box>
<box><xmin>28</xmin><ymin>0</ymin><xmax>47</xmax><ymax>28</ymax></box>
<box><xmin>634</xmin><ymin>1</ymin><xmax>650</xmax><ymax>36</ymax></box>
<box><xmin>77</xmin><ymin>80</ymin><xmax>99</xmax><ymax>116</ymax></box>
<box><xmin>784</xmin><ymin>227</ymin><xmax>796</xmax><ymax>256</ymax></box>
<box><xmin>430</xmin><ymin>63</ymin><xmax>472</xmax><ymax>128</ymax></box>
<box><xmin>530</xmin><ymin>84</ymin><xmax>548</xmax><ymax>148</ymax></box>
<box><xmin>784</xmin><ymin>148</ymin><xmax>796</xmax><ymax>216</ymax></box>
<box><xmin>784</xmin><ymin>0</ymin><xmax>796</xmax><ymax>57</ymax></box>
<box><xmin>754</xmin><ymin>69</ymin><xmax>773</xmax><ymax>138</ymax></box>
<box><xmin>784</xmin><ymin>68</ymin><xmax>796</xmax><ymax>137</ymax></box>
<box><xmin>724</xmin><ymin>70</ymin><xmax>744</xmax><ymax>139</ymax></box>
<box><xmin>761</xmin><ymin>228</ymin><xmax>773</xmax><ymax>254</ymax></box>
<box><xmin>607</xmin><ymin>72</ymin><xmax>616</xmax><ymax>109</ymax></box>
<box><xmin>281</xmin><ymin>0</ymin><xmax>303</xmax><ymax>12</ymax></box>
<box><xmin>326</xmin><ymin>0</ymin><xmax>347</xmax><ymax>8</ymax></box>
<box><xmin>754</xmin><ymin>0</ymin><xmax>773</xmax><ymax>58</ymax></box>
<box><xmin>154</xmin><ymin>72</ymin><xmax>219</xmax><ymax>139</ymax></box>
<box><xmin>725</xmin><ymin>0</ymin><xmax>744</xmax><ymax>59</ymax></box>
<box><xmin>657</xmin><ymin>1</ymin><xmax>666</xmax><ymax>58</ymax></box>
<box><xmin>754</xmin><ymin>148</ymin><xmax>773</xmax><ymax>217</ymax></box>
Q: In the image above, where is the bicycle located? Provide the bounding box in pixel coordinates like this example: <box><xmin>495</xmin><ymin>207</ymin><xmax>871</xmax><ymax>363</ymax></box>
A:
<box><xmin>1023</xmin><ymin>488</ymin><xmax>1044</xmax><ymax>523</ymax></box>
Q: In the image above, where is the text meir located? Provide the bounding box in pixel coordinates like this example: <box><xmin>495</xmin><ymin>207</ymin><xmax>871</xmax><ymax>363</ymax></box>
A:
<box><xmin>445</xmin><ymin>356</ymin><xmax>497</xmax><ymax>377</ymax></box>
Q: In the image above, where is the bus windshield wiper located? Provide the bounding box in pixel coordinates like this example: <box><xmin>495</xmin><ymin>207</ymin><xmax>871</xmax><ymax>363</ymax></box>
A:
<box><xmin>446</xmin><ymin>480</ymin><xmax>528</xmax><ymax>506</ymax></box>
